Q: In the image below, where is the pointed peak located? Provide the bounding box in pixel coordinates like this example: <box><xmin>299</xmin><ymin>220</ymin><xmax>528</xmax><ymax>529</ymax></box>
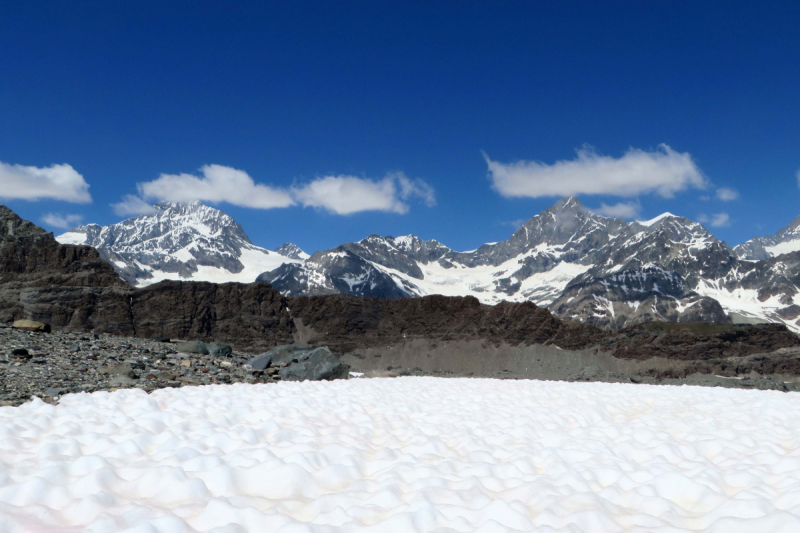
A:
<box><xmin>554</xmin><ymin>196</ymin><xmax>585</xmax><ymax>210</ymax></box>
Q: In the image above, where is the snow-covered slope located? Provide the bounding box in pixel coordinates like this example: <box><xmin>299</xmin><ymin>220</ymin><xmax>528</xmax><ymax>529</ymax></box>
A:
<box><xmin>57</xmin><ymin>202</ymin><xmax>300</xmax><ymax>286</ymax></box>
<box><xmin>5</xmin><ymin>379</ymin><xmax>800</xmax><ymax>531</ymax></box>
<box><xmin>734</xmin><ymin>214</ymin><xmax>800</xmax><ymax>261</ymax></box>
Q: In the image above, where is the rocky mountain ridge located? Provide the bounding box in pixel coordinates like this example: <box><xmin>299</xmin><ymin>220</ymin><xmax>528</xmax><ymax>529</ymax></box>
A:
<box><xmin>57</xmin><ymin>202</ymin><xmax>301</xmax><ymax>286</ymax></box>
<box><xmin>55</xmin><ymin>198</ymin><xmax>800</xmax><ymax>333</ymax></box>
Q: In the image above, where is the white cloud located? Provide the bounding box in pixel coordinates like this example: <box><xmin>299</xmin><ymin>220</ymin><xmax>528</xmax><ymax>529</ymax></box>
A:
<box><xmin>590</xmin><ymin>200</ymin><xmax>642</xmax><ymax>219</ymax></box>
<box><xmin>715</xmin><ymin>187</ymin><xmax>739</xmax><ymax>201</ymax></box>
<box><xmin>117</xmin><ymin>165</ymin><xmax>434</xmax><ymax>217</ymax></box>
<box><xmin>698</xmin><ymin>212</ymin><xmax>731</xmax><ymax>227</ymax></box>
<box><xmin>137</xmin><ymin>164</ymin><xmax>295</xmax><ymax>209</ymax></box>
<box><xmin>291</xmin><ymin>172</ymin><xmax>435</xmax><ymax>215</ymax></box>
<box><xmin>41</xmin><ymin>213</ymin><xmax>83</xmax><ymax>229</ymax></box>
<box><xmin>0</xmin><ymin>161</ymin><xmax>91</xmax><ymax>203</ymax></box>
<box><xmin>485</xmin><ymin>144</ymin><xmax>708</xmax><ymax>199</ymax></box>
<box><xmin>111</xmin><ymin>195</ymin><xmax>158</xmax><ymax>217</ymax></box>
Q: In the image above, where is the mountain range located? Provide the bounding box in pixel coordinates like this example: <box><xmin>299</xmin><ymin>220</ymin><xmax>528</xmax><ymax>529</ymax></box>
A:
<box><xmin>56</xmin><ymin>198</ymin><xmax>800</xmax><ymax>332</ymax></box>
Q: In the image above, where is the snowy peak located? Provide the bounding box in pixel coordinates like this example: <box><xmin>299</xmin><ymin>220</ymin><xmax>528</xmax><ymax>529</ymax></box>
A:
<box><xmin>735</xmin><ymin>214</ymin><xmax>800</xmax><ymax>261</ymax></box>
<box><xmin>56</xmin><ymin>202</ymin><xmax>299</xmax><ymax>286</ymax></box>
<box><xmin>275</xmin><ymin>243</ymin><xmax>309</xmax><ymax>260</ymax></box>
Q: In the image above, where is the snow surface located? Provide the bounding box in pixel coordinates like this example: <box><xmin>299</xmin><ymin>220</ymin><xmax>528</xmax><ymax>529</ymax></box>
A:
<box><xmin>636</xmin><ymin>213</ymin><xmax>676</xmax><ymax>227</ymax></box>
<box><xmin>694</xmin><ymin>278</ymin><xmax>800</xmax><ymax>331</ymax></box>
<box><xmin>3</xmin><ymin>378</ymin><xmax>800</xmax><ymax>532</ymax></box>
<box><xmin>136</xmin><ymin>247</ymin><xmax>301</xmax><ymax>287</ymax></box>
<box><xmin>765</xmin><ymin>239</ymin><xmax>800</xmax><ymax>258</ymax></box>
<box><xmin>368</xmin><ymin>248</ymin><xmax>591</xmax><ymax>307</ymax></box>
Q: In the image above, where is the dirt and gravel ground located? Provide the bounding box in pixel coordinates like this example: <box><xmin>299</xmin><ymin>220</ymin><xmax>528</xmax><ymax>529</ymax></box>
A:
<box><xmin>4</xmin><ymin>322</ymin><xmax>800</xmax><ymax>408</ymax></box>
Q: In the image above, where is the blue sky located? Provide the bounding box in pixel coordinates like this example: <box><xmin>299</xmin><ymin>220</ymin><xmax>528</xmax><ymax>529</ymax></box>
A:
<box><xmin>1</xmin><ymin>1</ymin><xmax>798</xmax><ymax>253</ymax></box>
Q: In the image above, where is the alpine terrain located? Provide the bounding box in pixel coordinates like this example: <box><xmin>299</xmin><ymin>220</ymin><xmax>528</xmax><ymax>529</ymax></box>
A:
<box><xmin>57</xmin><ymin>202</ymin><xmax>303</xmax><ymax>286</ymax></box>
<box><xmin>58</xmin><ymin>198</ymin><xmax>800</xmax><ymax>333</ymax></box>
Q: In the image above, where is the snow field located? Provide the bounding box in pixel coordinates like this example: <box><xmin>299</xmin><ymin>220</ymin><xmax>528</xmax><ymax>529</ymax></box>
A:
<box><xmin>2</xmin><ymin>378</ymin><xmax>800</xmax><ymax>532</ymax></box>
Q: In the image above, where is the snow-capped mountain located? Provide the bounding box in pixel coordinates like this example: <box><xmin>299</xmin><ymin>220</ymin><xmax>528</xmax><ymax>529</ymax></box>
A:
<box><xmin>258</xmin><ymin>197</ymin><xmax>800</xmax><ymax>333</ymax></box>
<box><xmin>57</xmin><ymin>202</ymin><xmax>300</xmax><ymax>286</ymax></box>
<box><xmin>274</xmin><ymin>243</ymin><xmax>309</xmax><ymax>261</ymax></box>
<box><xmin>59</xmin><ymin>198</ymin><xmax>800</xmax><ymax>333</ymax></box>
<box><xmin>734</xmin><ymin>215</ymin><xmax>800</xmax><ymax>261</ymax></box>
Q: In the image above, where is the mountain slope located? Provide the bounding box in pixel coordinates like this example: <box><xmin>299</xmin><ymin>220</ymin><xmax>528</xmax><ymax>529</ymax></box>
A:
<box><xmin>734</xmin><ymin>215</ymin><xmax>800</xmax><ymax>261</ymax></box>
<box><xmin>260</xmin><ymin>197</ymin><xmax>800</xmax><ymax>333</ymax></box>
<box><xmin>57</xmin><ymin>202</ymin><xmax>300</xmax><ymax>286</ymax></box>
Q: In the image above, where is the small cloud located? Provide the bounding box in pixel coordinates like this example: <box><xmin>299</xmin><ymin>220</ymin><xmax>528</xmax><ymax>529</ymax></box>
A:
<box><xmin>0</xmin><ymin>161</ymin><xmax>91</xmax><ymax>203</ymax></box>
<box><xmin>698</xmin><ymin>212</ymin><xmax>730</xmax><ymax>227</ymax></box>
<box><xmin>590</xmin><ymin>200</ymin><xmax>642</xmax><ymax>219</ymax></box>
<box><xmin>41</xmin><ymin>213</ymin><xmax>83</xmax><ymax>229</ymax></box>
<box><xmin>699</xmin><ymin>195</ymin><xmax>711</xmax><ymax>201</ymax></box>
<box><xmin>484</xmin><ymin>144</ymin><xmax>708</xmax><ymax>199</ymax></box>
<box><xmin>499</xmin><ymin>219</ymin><xmax>527</xmax><ymax>229</ymax></box>
<box><xmin>715</xmin><ymin>187</ymin><xmax>739</xmax><ymax>201</ymax></box>
<box><xmin>137</xmin><ymin>164</ymin><xmax>295</xmax><ymax>209</ymax></box>
<box><xmin>111</xmin><ymin>194</ymin><xmax>158</xmax><ymax>217</ymax></box>
<box><xmin>291</xmin><ymin>172</ymin><xmax>435</xmax><ymax>215</ymax></box>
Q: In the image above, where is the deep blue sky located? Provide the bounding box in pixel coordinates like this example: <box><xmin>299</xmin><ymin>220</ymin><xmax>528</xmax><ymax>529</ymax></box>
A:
<box><xmin>1</xmin><ymin>1</ymin><xmax>798</xmax><ymax>252</ymax></box>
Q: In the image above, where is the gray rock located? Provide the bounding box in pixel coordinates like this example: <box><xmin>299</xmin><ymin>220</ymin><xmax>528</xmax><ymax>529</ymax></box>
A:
<box><xmin>278</xmin><ymin>347</ymin><xmax>350</xmax><ymax>382</ymax></box>
<box><xmin>12</xmin><ymin>320</ymin><xmax>51</xmax><ymax>333</ymax></box>
<box><xmin>247</xmin><ymin>353</ymin><xmax>273</xmax><ymax>371</ymax></box>
<box><xmin>11</xmin><ymin>348</ymin><xmax>29</xmax><ymax>357</ymax></box>
<box><xmin>100</xmin><ymin>364</ymin><xmax>136</xmax><ymax>379</ymax></box>
<box><xmin>207</xmin><ymin>342</ymin><xmax>232</xmax><ymax>357</ymax></box>
<box><xmin>175</xmin><ymin>340</ymin><xmax>209</xmax><ymax>355</ymax></box>
<box><xmin>44</xmin><ymin>388</ymin><xmax>65</xmax><ymax>397</ymax></box>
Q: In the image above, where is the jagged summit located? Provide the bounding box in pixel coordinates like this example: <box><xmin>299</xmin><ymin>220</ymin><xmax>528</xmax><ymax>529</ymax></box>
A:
<box><xmin>735</xmin><ymin>214</ymin><xmax>800</xmax><ymax>261</ymax></box>
<box><xmin>274</xmin><ymin>243</ymin><xmax>309</xmax><ymax>261</ymax></box>
<box><xmin>56</xmin><ymin>201</ymin><xmax>300</xmax><ymax>286</ymax></box>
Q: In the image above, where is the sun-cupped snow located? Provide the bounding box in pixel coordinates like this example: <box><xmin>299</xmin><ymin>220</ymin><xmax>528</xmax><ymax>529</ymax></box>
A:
<box><xmin>3</xmin><ymin>378</ymin><xmax>800</xmax><ymax>532</ymax></box>
<box><xmin>56</xmin><ymin>202</ymin><xmax>300</xmax><ymax>287</ymax></box>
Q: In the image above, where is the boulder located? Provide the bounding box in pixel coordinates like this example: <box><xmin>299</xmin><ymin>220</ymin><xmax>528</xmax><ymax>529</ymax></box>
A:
<box><xmin>247</xmin><ymin>353</ymin><xmax>273</xmax><ymax>371</ymax></box>
<box><xmin>279</xmin><ymin>347</ymin><xmax>350</xmax><ymax>382</ymax></box>
<box><xmin>175</xmin><ymin>340</ymin><xmax>209</xmax><ymax>355</ymax></box>
<box><xmin>207</xmin><ymin>342</ymin><xmax>232</xmax><ymax>357</ymax></box>
<box><xmin>12</xmin><ymin>320</ymin><xmax>51</xmax><ymax>333</ymax></box>
<box><xmin>247</xmin><ymin>345</ymin><xmax>307</xmax><ymax>370</ymax></box>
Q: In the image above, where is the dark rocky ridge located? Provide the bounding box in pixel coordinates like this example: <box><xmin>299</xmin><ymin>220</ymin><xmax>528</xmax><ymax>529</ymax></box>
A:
<box><xmin>288</xmin><ymin>294</ymin><xmax>800</xmax><ymax>361</ymax></box>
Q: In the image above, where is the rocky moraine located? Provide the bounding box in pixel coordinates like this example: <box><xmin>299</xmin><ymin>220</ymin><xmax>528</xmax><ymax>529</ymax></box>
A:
<box><xmin>0</xmin><ymin>324</ymin><xmax>348</xmax><ymax>407</ymax></box>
